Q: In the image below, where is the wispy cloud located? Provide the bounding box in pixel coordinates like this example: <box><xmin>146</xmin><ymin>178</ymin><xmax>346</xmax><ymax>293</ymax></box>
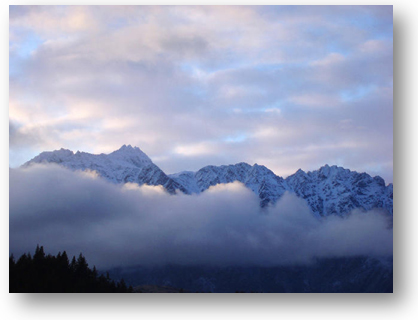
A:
<box><xmin>9</xmin><ymin>5</ymin><xmax>393</xmax><ymax>182</ymax></box>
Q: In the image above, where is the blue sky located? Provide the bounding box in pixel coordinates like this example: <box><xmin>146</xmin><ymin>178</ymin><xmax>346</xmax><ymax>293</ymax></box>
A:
<box><xmin>9</xmin><ymin>5</ymin><xmax>393</xmax><ymax>182</ymax></box>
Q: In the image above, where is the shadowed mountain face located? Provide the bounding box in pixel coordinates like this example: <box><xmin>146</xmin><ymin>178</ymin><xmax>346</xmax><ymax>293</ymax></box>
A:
<box><xmin>23</xmin><ymin>145</ymin><xmax>393</xmax><ymax>217</ymax></box>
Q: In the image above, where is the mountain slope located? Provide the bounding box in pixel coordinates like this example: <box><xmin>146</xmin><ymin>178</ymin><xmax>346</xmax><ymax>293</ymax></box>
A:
<box><xmin>169</xmin><ymin>163</ymin><xmax>289</xmax><ymax>207</ymax></box>
<box><xmin>23</xmin><ymin>145</ymin><xmax>393</xmax><ymax>217</ymax></box>
<box><xmin>22</xmin><ymin>145</ymin><xmax>187</xmax><ymax>194</ymax></box>
<box><xmin>169</xmin><ymin>163</ymin><xmax>393</xmax><ymax>216</ymax></box>
<box><xmin>285</xmin><ymin>165</ymin><xmax>393</xmax><ymax>217</ymax></box>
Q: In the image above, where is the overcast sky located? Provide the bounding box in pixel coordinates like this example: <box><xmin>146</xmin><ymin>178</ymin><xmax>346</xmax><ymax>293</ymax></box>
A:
<box><xmin>9</xmin><ymin>5</ymin><xmax>393</xmax><ymax>182</ymax></box>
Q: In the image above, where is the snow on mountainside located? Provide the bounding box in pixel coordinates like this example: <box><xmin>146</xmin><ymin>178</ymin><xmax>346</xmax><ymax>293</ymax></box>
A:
<box><xmin>169</xmin><ymin>163</ymin><xmax>393</xmax><ymax>216</ymax></box>
<box><xmin>285</xmin><ymin>165</ymin><xmax>393</xmax><ymax>217</ymax></box>
<box><xmin>23</xmin><ymin>145</ymin><xmax>393</xmax><ymax>217</ymax></box>
<box><xmin>23</xmin><ymin>145</ymin><xmax>187</xmax><ymax>194</ymax></box>
<box><xmin>169</xmin><ymin>163</ymin><xmax>288</xmax><ymax>207</ymax></box>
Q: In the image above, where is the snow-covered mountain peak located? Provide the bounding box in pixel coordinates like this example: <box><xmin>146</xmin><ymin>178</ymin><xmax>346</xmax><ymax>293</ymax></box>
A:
<box><xmin>115</xmin><ymin>144</ymin><xmax>139</xmax><ymax>152</ymax></box>
<box><xmin>22</xmin><ymin>146</ymin><xmax>393</xmax><ymax>217</ymax></box>
<box><xmin>111</xmin><ymin>144</ymin><xmax>148</xmax><ymax>157</ymax></box>
<box><xmin>45</xmin><ymin>148</ymin><xmax>73</xmax><ymax>157</ymax></box>
<box><xmin>23</xmin><ymin>148</ymin><xmax>75</xmax><ymax>166</ymax></box>
<box><xmin>109</xmin><ymin>145</ymin><xmax>153</xmax><ymax>167</ymax></box>
<box><xmin>318</xmin><ymin>164</ymin><xmax>331</xmax><ymax>176</ymax></box>
<box><xmin>168</xmin><ymin>162</ymin><xmax>288</xmax><ymax>206</ymax></box>
<box><xmin>23</xmin><ymin>146</ymin><xmax>187</xmax><ymax>194</ymax></box>
<box><xmin>249</xmin><ymin>163</ymin><xmax>271</xmax><ymax>173</ymax></box>
<box><xmin>317</xmin><ymin>164</ymin><xmax>338</xmax><ymax>176</ymax></box>
<box><xmin>311</xmin><ymin>164</ymin><xmax>352</xmax><ymax>180</ymax></box>
<box><xmin>286</xmin><ymin>164</ymin><xmax>392</xmax><ymax>217</ymax></box>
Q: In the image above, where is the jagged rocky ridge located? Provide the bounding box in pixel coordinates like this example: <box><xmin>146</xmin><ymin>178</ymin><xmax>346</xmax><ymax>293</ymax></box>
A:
<box><xmin>23</xmin><ymin>145</ymin><xmax>393</xmax><ymax>217</ymax></box>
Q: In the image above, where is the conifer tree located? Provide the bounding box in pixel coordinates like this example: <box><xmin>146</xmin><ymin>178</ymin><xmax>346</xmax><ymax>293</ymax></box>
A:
<box><xmin>10</xmin><ymin>245</ymin><xmax>133</xmax><ymax>293</ymax></box>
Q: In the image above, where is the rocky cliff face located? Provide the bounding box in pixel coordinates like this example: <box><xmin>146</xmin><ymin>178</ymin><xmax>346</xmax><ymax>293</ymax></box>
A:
<box><xmin>285</xmin><ymin>165</ymin><xmax>393</xmax><ymax>217</ymax></box>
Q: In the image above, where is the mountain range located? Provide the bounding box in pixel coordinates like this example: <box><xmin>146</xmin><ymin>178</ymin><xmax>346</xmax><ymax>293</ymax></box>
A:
<box><xmin>23</xmin><ymin>144</ymin><xmax>393</xmax><ymax>217</ymax></box>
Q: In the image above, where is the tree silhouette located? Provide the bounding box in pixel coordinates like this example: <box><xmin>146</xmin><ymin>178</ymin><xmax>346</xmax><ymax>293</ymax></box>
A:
<box><xmin>9</xmin><ymin>245</ymin><xmax>133</xmax><ymax>293</ymax></box>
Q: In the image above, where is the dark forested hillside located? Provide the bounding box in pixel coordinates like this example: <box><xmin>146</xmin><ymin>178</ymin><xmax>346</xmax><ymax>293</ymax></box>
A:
<box><xmin>9</xmin><ymin>245</ymin><xmax>133</xmax><ymax>293</ymax></box>
<box><xmin>107</xmin><ymin>256</ymin><xmax>393</xmax><ymax>293</ymax></box>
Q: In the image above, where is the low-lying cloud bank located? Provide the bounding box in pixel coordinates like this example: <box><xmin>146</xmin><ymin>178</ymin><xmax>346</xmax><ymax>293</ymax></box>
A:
<box><xmin>9</xmin><ymin>165</ymin><xmax>393</xmax><ymax>269</ymax></box>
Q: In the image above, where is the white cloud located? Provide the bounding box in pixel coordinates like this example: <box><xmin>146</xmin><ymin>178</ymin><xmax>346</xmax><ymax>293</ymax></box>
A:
<box><xmin>9</xmin><ymin>6</ymin><xmax>393</xmax><ymax>183</ymax></box>
<box><xmin>174</xmin><ymin>142</ymin><xmax>218</xmax><ymax>157</ymax></box>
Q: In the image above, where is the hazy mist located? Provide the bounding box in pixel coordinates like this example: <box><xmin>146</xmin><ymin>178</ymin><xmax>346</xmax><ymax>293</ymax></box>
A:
<box><xmin>9</xmin><ymin>164</ymin><xmax>393</xmax><ymax>269</ymax></box>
